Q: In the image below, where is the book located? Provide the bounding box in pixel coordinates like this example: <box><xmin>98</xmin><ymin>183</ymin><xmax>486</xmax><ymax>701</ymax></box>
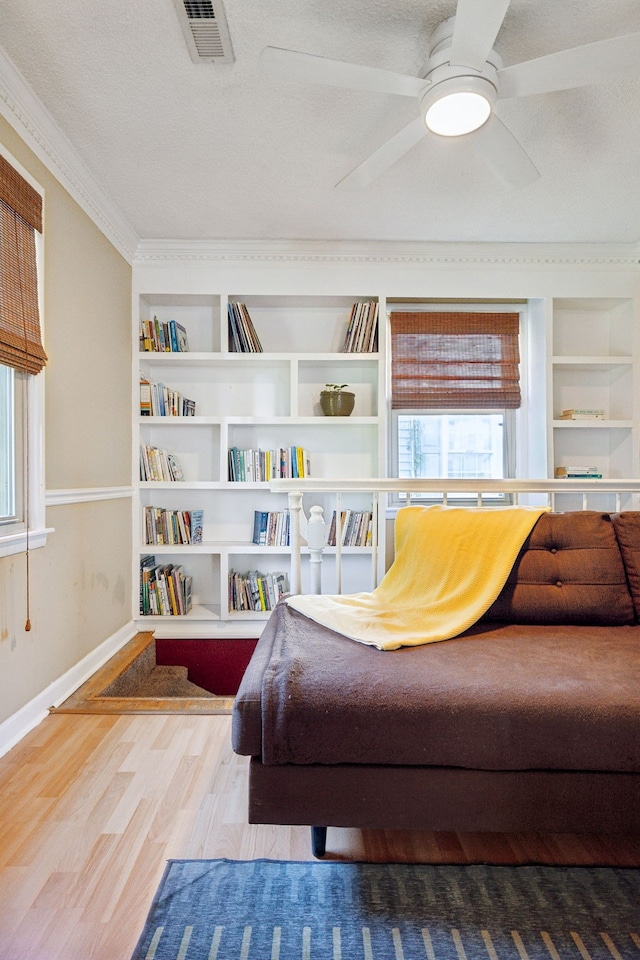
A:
<box><xmin>327</xmin><ymin>510</ymin><xmax>372</xmax><ymax>546</ymax></box>
<box><xmin>228</xmin><ymin>447</ymin><xmax>310</xmax><ymax>482</ymax></box>
<box><xmin>228</xmin><ymin>302</ymin><xmax>263</xmax><ymax>353</ymax></box>
<box><xmin>252</xmin><ymin>509</ymin><xmax>290</xmax><ymax>546</ymax></box>
<box><xmin>561</xmin><ymin>408</ymin><xmax>606</xmax><ymax>417</ymax></box>
<box><xmin>144</xmin><ymin>378</ymin><xmax>196</xmax><ymax>417</ymax></box>
<box><xmin>139</xmin><ymin>316</ymin><xmax>190</xmax><ymax>352</ymax></box>
<box><xmin>558</xmin><ymin>412</ymin><xmax>606</xmax><ymax>420</ymax></box>
<box><xmin>190</xmin><ymin>510</ymin><xmax>203</xmax><ymax>543</ymax></box>
<box><xmin>140</xmin><ymin>376</ymin><xmax>152</xmax><ymax>415</ymax></box>
<box><xmin>555</xmin><ymin>466</ymin><xmax>603</xmax><ymax>479</ymax></box>
<box><xmin>342</xmin><ymin>301</ymin><xmax>379</xmax><ymax>353</ymax></box>
<box><xmin>228</xmin><ymin>569</ymin><xmax>290</xmax><ymax>612</ymax></box>
<box><xmin>139</xmin><ymin>556</ymin><xmax>192</xmax><ymax>615</ymax></box>
<box><xmin>139</xmin><ymin>446</ymin><xmax>184</xmax><ymax>482</ymax></box>
<box><xmin>143</xmin><ymin>507</ymin><xmax>202</xmax><ymax>545</ymax></box>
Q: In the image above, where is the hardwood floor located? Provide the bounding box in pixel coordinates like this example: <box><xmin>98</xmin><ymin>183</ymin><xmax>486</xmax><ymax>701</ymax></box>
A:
<box><xmin>1</xmin><ymin>713</ymin><xmax>640</xmax><ymax>960</ymax></box>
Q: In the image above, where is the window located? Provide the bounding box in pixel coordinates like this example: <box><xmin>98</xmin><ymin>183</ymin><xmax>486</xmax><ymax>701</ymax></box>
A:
<box><xmin>0</xmin><ymin>147</ymin><xmax>47</xmax><ymax>558</ymax></box>
<box><xmin>0</xmin><ymin>363</ymin><xmax>25</xmax><ymax>524</ymax></box>
<box><xmin>390</xmin><ymin>308</ymin><xmax>522</xmax><ymax>502</ymax></box>
<box><xmin>397</xmin><ymin>412</ymin><xmax>508</xmax><ymax>482</ymax></box>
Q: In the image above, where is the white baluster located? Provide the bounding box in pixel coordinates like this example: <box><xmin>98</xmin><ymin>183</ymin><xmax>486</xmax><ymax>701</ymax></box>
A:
<box><xmin>288</xmin><ymin>491</ymin><xmax>303</xmax><ymax>595</ymax></box>
<box><xmin>307</xmin><ymin>505</ymin><xmax>326</xmax><ymax>595</ymax></box>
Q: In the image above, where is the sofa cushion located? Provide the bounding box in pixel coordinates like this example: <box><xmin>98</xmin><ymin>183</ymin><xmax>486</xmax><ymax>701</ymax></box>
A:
<box><xmin>611</xmin><ymin>512</ymin><xmax>640</xmax><ymax>620</ymax></box>
<box><xmin>234</xmin><ymin>602</ymin><xmax>640</xmax><ymax>772</ymax></box>
<box><xmin>484</xmin><ymin>511</ymin><xmax>635</xmax><ymax>626</ymax></box>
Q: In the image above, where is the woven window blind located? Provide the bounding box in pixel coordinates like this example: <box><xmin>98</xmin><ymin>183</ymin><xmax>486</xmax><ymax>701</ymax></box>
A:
<box><xmin>0</xmin><ymin>154</ymin><xmax>47</xmax><ymax>375</ymax></box>
<box><xmin>390</xmin><ymin>311</ymin><xmax>521</xmax><ymax>409</ymax></box>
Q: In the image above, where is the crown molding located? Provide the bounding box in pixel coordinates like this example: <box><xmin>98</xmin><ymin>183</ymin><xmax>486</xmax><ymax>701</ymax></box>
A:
<box><xmin>135</xmin><ymin>238</ymin><xmax>640</xmax><ymax>267</ymax></box>
<box><xmin>0</xmin><ymin>46</ymin><xmax>138</xmax><ymax>264</ymax></box>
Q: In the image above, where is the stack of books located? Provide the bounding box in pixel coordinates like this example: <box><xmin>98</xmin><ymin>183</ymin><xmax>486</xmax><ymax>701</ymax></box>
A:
<box><xmin>228</xmin><ymin>569</ymin><xmax>289</xmax><ymax>612</ymax></box>
<box><xmin>140</xmin><ymin>556</ymin><xmax>193</xmax><ymax>616</ymax></box>
<box><xmin>555</xmin><ymin>466</ymin><xmax>603</xmax><ymax>479</ymax></box>
<box><xmin>558</xmin><ymin>408</ymin><xmax>606</xmax><ymax>420</ymax></box>
<box><xmin>139</xmin><ymin>445</ymin><xmax>184</xmax><ymax>481</ymax></box>
<box><xmin>140</xmin><ymin>377</ymin><xmax>196</xmax><ymax>417</ymax></box>
<box><xmin>228</xmin><ymin>302</ymin><xmax>263</xmax><ymax>352</ymax></box>
<box><xmin>144</xmin><ymin>507</ymin><xmax>203</xmax><ymax>545</ymax></box>
<box><xmin>342</xmin><ymin>301</ymin><xmax>379</xmax><ymax>353</ymax></box>
<box><xmin>327</xmin><ymin>510</ymin><xmax>373</xmax><ymax>546</ymax></box>
<box><xmin>139</xmin><ymin>316</ymin><xmax>189</xmax><ymax>352</ymax></box>
<box><xmin>252</xmin><ymin>510</ymin><xmax>290</xmax><ymax>546</ymax></box>
<box><xmin>228</xmin><ymin>446</ymin><xmax>310</xmax><ymax>482</ymax></box>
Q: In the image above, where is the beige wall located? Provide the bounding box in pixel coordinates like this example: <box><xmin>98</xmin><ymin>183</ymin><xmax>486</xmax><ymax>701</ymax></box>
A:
<box><xmin>0</xmin><ymin>117</ymin><xmax>132</xmax><ymax>725</ymax></box>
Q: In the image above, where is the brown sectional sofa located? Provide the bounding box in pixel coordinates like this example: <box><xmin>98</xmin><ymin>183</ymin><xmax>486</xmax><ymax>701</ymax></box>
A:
<box><xmin>232</xmin><ymin>511</ymin><xmax>640</xmax><ymax>856</ymax></box>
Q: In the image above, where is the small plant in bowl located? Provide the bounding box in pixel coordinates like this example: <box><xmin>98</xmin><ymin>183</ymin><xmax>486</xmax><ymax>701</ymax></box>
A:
<box><xmin>320</xmin><ymin>383</ymin><xmax>355</xmax><ymax>417</ymax></box>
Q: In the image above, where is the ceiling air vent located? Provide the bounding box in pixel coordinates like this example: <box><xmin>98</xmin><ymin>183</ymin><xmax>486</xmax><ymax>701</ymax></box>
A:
<box><xmin>173</xmin><ymin>0</ymin><xmax>234</xmax><ymax>63</ymax></box>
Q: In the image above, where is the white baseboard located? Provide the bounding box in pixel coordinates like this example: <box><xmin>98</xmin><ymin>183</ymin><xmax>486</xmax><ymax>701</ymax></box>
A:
<box><xmin>0</xmin><ymin>621</ymin><xmax>137</xmax><ymax>759</ymax></box>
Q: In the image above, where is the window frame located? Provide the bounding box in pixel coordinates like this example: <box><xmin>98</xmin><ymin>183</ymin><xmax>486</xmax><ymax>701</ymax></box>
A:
<box><xmin>0</xmin><ymin>145</ymin><xmax>48</xmax><ymax>559</ymax></box>
<box><xmin>387</xmin><ymin>302</ymin><xmax>528</xmax><ymax>508</ymax></box>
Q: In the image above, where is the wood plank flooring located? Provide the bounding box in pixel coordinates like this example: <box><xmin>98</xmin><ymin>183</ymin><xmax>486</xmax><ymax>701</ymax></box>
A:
<box><xmin>1</xmin><ymin>712</ymin><xmax>640</xmax><ymax>960</ymax></box>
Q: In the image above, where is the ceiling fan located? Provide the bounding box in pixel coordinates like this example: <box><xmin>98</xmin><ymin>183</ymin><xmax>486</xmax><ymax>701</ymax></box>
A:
<box><xmin>260</xmin><ymin>0</ymin><xmax>640</xmax><ymax>189</ymax></box>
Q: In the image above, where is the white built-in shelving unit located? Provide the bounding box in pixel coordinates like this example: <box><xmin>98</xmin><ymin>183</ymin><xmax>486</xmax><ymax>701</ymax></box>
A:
<box><xmin>548</xmin><ymin>297</ymin><xmax>639</xmax><ymax>512</ymax></box>
<box><xmin>131</xmin><ymin>248</ymin><xmax>640</xmax><ymax>638</ymax></box>
<box><xmin>134</xmin><ymin>292</ymin><xmax>386</xmax><ymax>636</ymax></box>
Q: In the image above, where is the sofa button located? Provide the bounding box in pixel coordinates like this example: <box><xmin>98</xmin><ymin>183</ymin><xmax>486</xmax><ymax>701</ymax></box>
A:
<box><xmin>550</xmin><ymin>547</ymin><xmax>557</xmax><ymax>554</ymax></box>
<box><xmin>556</xmin><ymin>580</ymin><xmax>563</xmax><ymax>587</ymax></box>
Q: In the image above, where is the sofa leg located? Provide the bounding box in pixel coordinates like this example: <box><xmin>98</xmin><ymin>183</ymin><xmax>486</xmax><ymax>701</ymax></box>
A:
<box><xmin>311</xmin><ymin>826</ymin><xmax>327</xmax><ymax>858</ymax></box>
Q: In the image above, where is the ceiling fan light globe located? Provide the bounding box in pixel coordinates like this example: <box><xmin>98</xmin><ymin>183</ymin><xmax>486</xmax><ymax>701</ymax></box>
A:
<box><xmin>425</xmin><ymin>91</ymin><xmax>492</xmax><ymax>136</ymax></box>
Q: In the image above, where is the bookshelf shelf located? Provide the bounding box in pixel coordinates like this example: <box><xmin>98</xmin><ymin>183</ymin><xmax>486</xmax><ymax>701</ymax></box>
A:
<box><xmin>552</xmin><ymin>420</ymin><xmax>633</xmax><ymax>428</ymax></box>
<box><xmin>134</xmin><ymin>289</ymin><xmax>385</xmax><ymax>636</ymax></box>
<box><xmin>549</xmin><ymin>298</ymin><xmax>638</xmax><ymax>508</ymax></box>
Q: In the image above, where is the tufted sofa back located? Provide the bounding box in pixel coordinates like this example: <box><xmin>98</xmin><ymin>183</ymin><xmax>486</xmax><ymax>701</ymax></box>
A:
<box><xmin>484</xmin><ymin>511</ymin><xmax>637</xmax><ymax>625</ymax></box>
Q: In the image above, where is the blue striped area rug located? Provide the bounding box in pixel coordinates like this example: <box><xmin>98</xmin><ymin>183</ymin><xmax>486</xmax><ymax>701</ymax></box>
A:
<box><xmin>131</xmin><ymin>858</ymin><xmax>640</xmax><ymax>960</ymax></box>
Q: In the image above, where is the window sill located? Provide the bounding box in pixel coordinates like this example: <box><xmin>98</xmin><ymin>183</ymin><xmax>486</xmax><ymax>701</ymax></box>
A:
<box><xmin>0</xmin><ymin>527</ymin><xmax>54</xmax><ymax>559</ymax></box>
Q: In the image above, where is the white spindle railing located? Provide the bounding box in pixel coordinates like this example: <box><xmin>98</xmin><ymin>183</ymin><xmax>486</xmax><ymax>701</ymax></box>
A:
<box><xmin>269</xmin><ymin>478</ymin><xmax>640</xmax><ymax>596</ymax></box>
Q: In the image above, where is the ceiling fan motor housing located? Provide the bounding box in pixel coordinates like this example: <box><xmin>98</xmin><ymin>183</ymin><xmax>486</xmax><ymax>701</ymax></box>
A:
<box><xmin>419</xmin><ymin>16</ymin><xmax>502</xmax><ymax>135</ymax></box>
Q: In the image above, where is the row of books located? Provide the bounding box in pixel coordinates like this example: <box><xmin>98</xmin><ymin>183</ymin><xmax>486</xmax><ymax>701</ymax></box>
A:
<box><xmin>557</xmin><ymin>408</ymin><xmax>606</xmax><ymax>420</ymax></box>
<box><xmin>140</xmin><ymin>376</ymin><xmax>196</xmax><ymax>417</ymax></box>
<box><xmin>327</xmin><ymin>510</ymin><xmax>373</xmax><ymax>546</ymax></box>
<box><xmin>139</xmin><ymin>316</ymin><xmax>189</xmax><ymax>353</ymax></box>
<box><xmin>140</xmin><ymin>445</ymin><xmax>184</xmax><ymax>482</ymax></box>
<box><xmin>252</xmin><ymin>510</ymin><xmax>290</xmax><ymax>546</ymax></box>
<box><xmin>144</xmin><ymin>507</ymin><xmax>203</xmax><ymax>545</ymax></box>
<box><xmin>228</xmin><ymin>302</ymin><xmax>263</xmax><ymax>353</ymax></box>
<box><xmin>140</xmin><ymin>556</ymin><xmax>193</xmax><ymax>616</ymax></box>
<box><xmin>228</xmin><ymin>569</ymin><xmax>289</xmax><ymax>612</ymax></box>
<box><xmin>228</xmin><ymin>446</ymin><xmax>310</xmax><ymax>482</ymax></box>
<box><xmin>342</xmin><ymin>301</ymin><xmax>379</xmax><ymax>353</ymax></box>
<box><xmin>555</xmin><ymin>466</ymin><xmax>603</xmax><ymax>479</ymax></box>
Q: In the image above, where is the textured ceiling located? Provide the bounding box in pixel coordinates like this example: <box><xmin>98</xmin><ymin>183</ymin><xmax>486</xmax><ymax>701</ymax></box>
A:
<box><xmin>1</xmin><ymin>0</ymin><xmax>640</xmax><ymax>245</ymax></box>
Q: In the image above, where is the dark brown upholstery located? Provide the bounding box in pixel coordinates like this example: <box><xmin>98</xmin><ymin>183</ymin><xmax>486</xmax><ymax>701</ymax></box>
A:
<box><xmin>232</xmin><ymin>509</ymin><xmax>640</xmax><ymax>839</ymax></box>
<box><xmin>484</xmin><ymin>511</ymin><xmax>635</xmax><ymax>625</ymax></box>
<box><xmin>234</xmin><ymin>603</ymin><xmax>640</xmax><ymax>771</ymax></box>
<box><xmin>612</xmin><ymin>511</ymin><xmax>640</xmax><ymax>620</ymax></box>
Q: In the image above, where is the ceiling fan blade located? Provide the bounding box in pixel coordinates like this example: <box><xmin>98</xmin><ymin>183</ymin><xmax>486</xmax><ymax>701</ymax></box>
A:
<box><xmin>498</xmin><ymin>32</ymin><xmax>640</xmax><ymax>99</ymax></box>
<box><xmin>260</xmin><ymin>46</ymin><xmax>428</xmax><ymax>98</ymax></box>
<box><xmin>336</xmin><ymin>117</ymin><xmax>427</xmax><ymax>189</ymax></box>
<box><xmin>472</xmin><ymin>114</ymin><xmax>540</xmax><ymax>186</ymax></box>
<box><xmin>449</xmin><ymin>0</ymin><xmax>511</xmax><ymax>70</ymax></box>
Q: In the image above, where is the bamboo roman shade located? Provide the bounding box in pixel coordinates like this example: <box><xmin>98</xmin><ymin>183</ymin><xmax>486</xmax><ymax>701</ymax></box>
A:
<box><xmin>390</xmin><ymin>311</ymin><xmax>521</xmax><ymax>409</ymax></box>
<box><xmin>0</xmin><ymin>154</ymin><xmax>47</xmax><ymax>375</ymax></box>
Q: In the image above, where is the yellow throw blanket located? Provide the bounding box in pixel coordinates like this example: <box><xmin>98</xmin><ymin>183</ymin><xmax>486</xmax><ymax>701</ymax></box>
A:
<box><xmin>286</xmin><ymin>504</ymin><xmax>549</xmax><ymax>650</ymax></box>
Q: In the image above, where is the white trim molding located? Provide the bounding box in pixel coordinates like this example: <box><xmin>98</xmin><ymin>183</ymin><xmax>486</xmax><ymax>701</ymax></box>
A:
<box><xmin>46</xmin><ymin>486</ymin><xmax>133</xmax><ymax>507</ymax></box>
<box><xmin>135</xmin><ymin>239</ymin><xmax>640</xmax><ymax>267</ymax></box>
<box><xmin>0</xmin><ymin>620</ymin><xmax>137</xmax><ymax>758</ymax></box>
<box><xmin>0</xmin><ymin>526</ymin><xmax>54</xmax><ymax>559</ymax></box>
<box><xmin>0</xmin><ymin>46</ymin><xmax>138</xmax><ymax>264</ymax></box>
